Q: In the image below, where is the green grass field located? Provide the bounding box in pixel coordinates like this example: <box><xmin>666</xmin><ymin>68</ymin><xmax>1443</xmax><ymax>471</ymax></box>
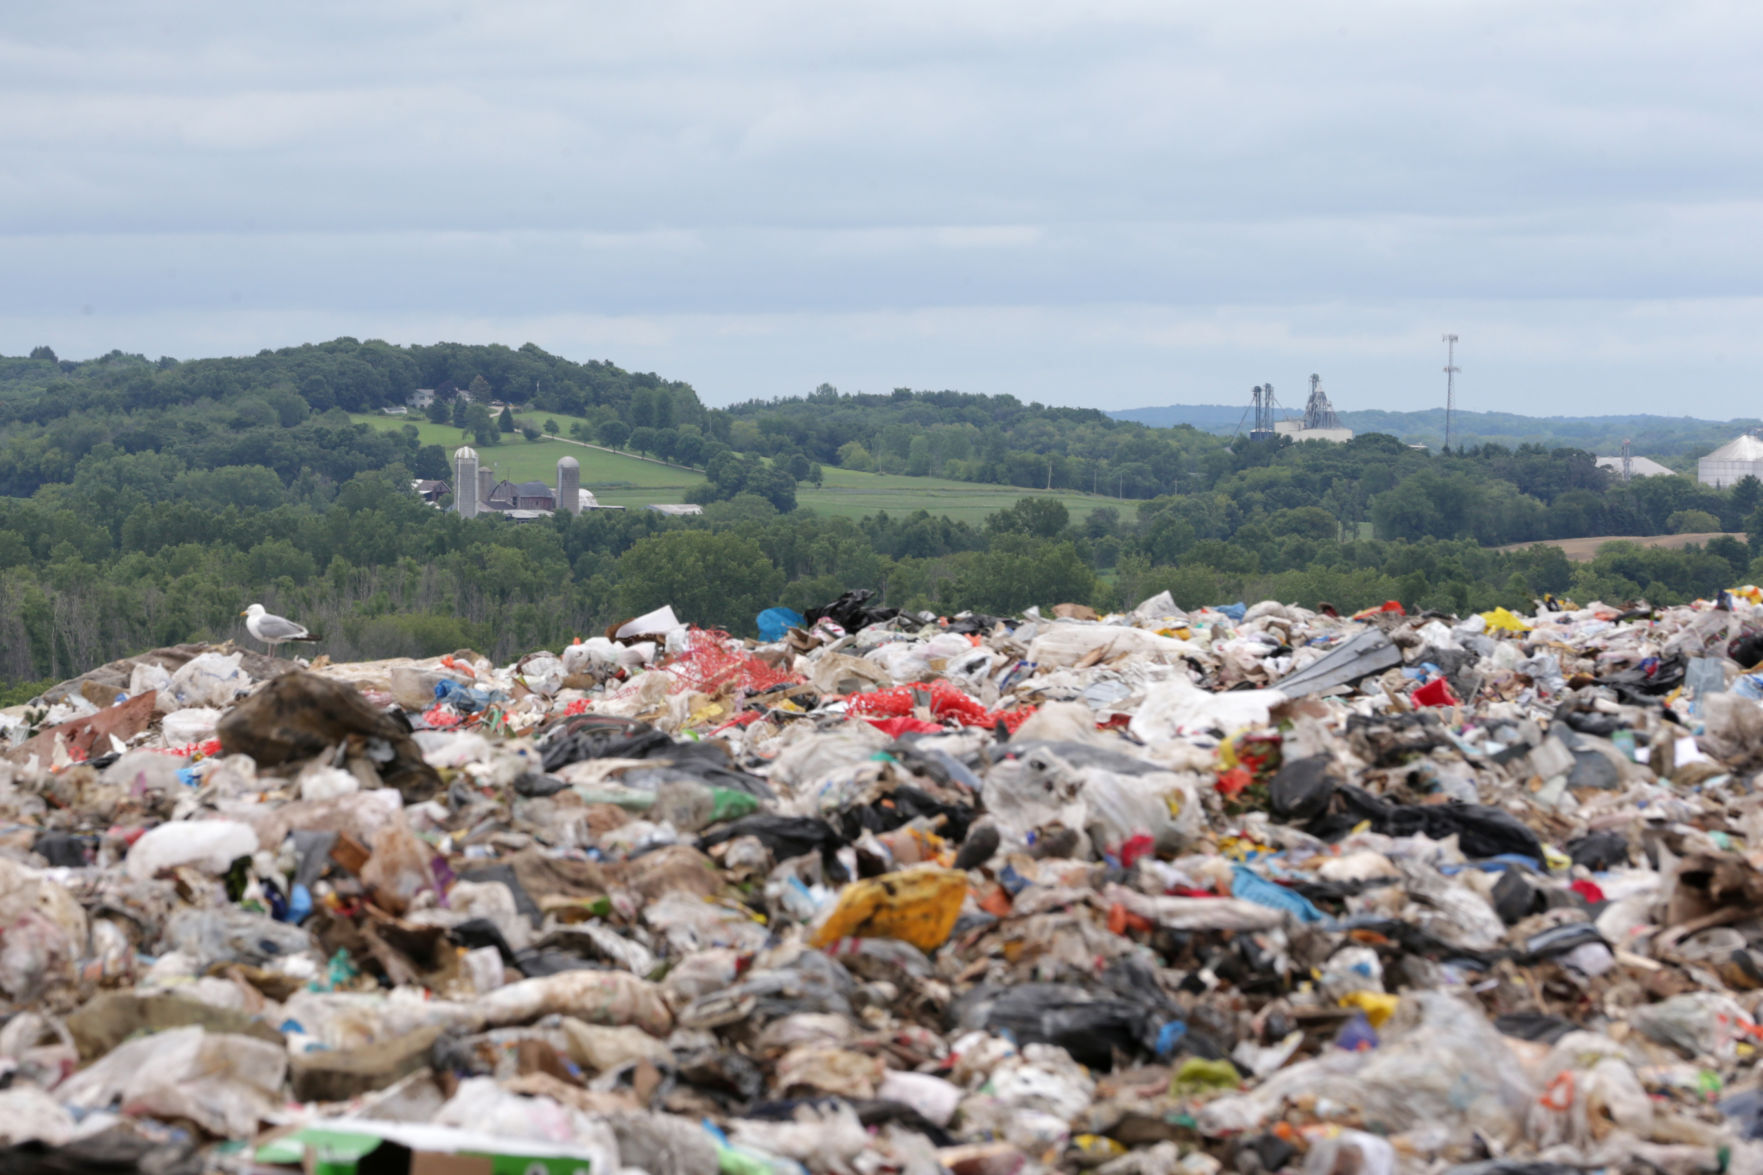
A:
<box><xmin>352</xmin><ymin>413</ymin><xmax>1127</xmax><ymax>524</ymax></box>
<box><xmin>349</xmin><ymin>415</ymin><xmax>699</xmax><ymax>489</ymax></box>
<box><xmin>799</xmin><ymin>472</ymin><xmax>1120</xmax><ymax>525</ymax></box>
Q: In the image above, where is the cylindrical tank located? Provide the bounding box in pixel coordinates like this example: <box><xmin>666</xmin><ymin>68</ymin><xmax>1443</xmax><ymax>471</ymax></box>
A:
<box><xmin>453</xmin><ymin>447</ymin><xmax>479</xmax><ymax>518</ymax></box>
<box><xmin>557</xmin><ymin>456</ymin><xmax>581</xmax><ymax>515</ymax></box>
<box><xmin>478</xmin><ymin>465</ymin><xmax>493</xmax><ymax>508</ymax></box>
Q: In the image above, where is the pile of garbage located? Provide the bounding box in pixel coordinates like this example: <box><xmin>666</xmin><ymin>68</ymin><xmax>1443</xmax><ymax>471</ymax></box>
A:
<box><xmin>8</xmin><ymin>588</ymin><xmax>1763</xmax><ymax>1173</ymax></box>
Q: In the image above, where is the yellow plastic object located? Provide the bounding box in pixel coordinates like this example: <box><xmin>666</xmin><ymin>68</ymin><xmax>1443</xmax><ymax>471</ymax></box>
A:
<box><xmin>1072</xmin><ymin>1135</ymin><xmax>1126</xmax><ymax>1160</ymax></box>
<box><xmin>1480</xmin><ymin>606</ymin><xmax>1533</xmax><ymax>633</ymax></box>
<box><xmin>808</xmin><ymin>868</ymin><xmax>969</xmax><ymax>952</ymax></box>
<box><xmin>1170</xmin><ymin>1057</ymin><xmax>1242</xmax><ymax>1093</ymax></box>
<box><xmin>1543</xmin><ymin>844</ymin><xmax>1572</xmax><ymax>873</ymax></box>
<box><xmin>1338</xmin><ymin>991</ymin><xmax>1399</xmax><ymax>1028</ymax></box>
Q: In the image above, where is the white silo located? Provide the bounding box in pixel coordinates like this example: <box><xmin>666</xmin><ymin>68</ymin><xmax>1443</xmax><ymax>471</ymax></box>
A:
<box><xmin>1698</xmin><ymin>433</ymin><xmax>1763</xmax><ymax>488</ymax></box>
<box><xmin>454</xmin><ymin>446</ymin><xmax>479</xmax><ymax>518</ymax></box>
<box><xmin>557</xmin><ymin>456</ymin><xmax>581</xmax><ymax>515</ymax></box>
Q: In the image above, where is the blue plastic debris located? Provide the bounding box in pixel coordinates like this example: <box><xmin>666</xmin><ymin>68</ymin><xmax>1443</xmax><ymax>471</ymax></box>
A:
<box><xmin>432</xmin><ymin>679</ymin><xmax>502</xmax><ymax>713</ymax></box>
<box><xmin>756</xmin><ymin>607</ymin><xmax>805</xmax><ymax>642</ymax></box>
<box><xmin>1230</xmin><ymin>864</ymin><xmax>1325</xmax><ymax>923</ymax></box>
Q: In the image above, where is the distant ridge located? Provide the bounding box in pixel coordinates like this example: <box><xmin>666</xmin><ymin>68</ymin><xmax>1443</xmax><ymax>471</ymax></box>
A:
<box><xmin>1108</xmin><ymin>405</ymin><xmax>1763</xmax><ymax>460</ymax></box>
<box><xmin>1109</xmin><ymin>404</ymin><xmax>1248</xmax><ymax>430</ymax></box>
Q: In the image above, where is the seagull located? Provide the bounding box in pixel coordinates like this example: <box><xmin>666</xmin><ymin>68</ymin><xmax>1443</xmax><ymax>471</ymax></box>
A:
<box><xmin>241</xmin><ymin>603</ymin><xmax>321</xmax><ymax>651</ymax></box>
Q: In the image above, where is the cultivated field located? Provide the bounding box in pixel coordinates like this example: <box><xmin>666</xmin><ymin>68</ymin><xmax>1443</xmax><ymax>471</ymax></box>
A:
<box><xmin>353</xmin><ymin>413</ymin><xmax>1125</xmax><ymax>523</ymax></box>
<box><xmin>1496</xmin><ymin>532</ymin><xmax>1744</xmax><ymax>562</ymax></box>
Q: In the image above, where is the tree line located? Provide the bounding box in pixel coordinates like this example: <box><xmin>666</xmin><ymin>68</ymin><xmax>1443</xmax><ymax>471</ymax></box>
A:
<box><xmin>4</xmin><ymin>340</ymin><xmax>1763</xmax><ymax>698</ymax></box>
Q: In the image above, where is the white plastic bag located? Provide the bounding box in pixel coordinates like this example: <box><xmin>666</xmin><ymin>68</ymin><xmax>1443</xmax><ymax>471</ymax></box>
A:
<box><xmin>1028</xmin><ymin>624</ymin><xmax>1197</xmax><ymax>669</ymax></box>
<box><xmin>164</xmin><ymin>651</ymin><xmax>250</xmax><ymax>710</ymax></box>
<box><xmin>127</xmin><ymin>660</ymin><xmax>173</xmax><ymax>699</ymax></box>
<box><xmin>436</xmin><ymin>1077</ymin><xmax>621</xmax><ymax>1164</ymax></box>
<box><xmin>1129</xmin><ymin>675</ymin><xmax>1285</xmax><ymax>742</ymax></box>
<box><xmin>161</xmin><ymin>707</ymin><xmax>223</xmax><ymax>744</ymax></box>
<box><xmin>56</xmin><ymin>1026</ymin><xmax>286</xmax><ymax>1137</ymax></box>
<box><xmin>126</xmin><ymin>819</ymin><xmax>259</xmax><ymax>881</ymax></box>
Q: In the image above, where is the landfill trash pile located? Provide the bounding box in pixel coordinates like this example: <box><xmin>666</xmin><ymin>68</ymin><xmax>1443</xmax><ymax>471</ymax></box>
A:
<box><xmin>9</xmin><ymin>588</ymin><xmax>1763</xmax><ymax>1172</ymax></box>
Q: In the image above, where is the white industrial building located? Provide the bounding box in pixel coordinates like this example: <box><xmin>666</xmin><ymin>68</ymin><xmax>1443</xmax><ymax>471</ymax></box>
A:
<box><xmin>1271</xmin><ymin>375</ymin><xmax>1354</xmax><ymax>444</ymax></box>
<box><xmin>1698</xmin><ymin>434</ymin><xmax>1763</xmax><ymax>488</ymax></box>
<box><xmin>1595</xmin><ymin>455</ymin><xmax>1674</xmax><ymax>479</ymax></box>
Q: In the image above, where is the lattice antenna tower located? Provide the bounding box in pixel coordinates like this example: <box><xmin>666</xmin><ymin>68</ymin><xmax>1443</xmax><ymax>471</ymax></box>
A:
<box><xmin>1441</xmin><ymin>334</ymin><xmax>1460</xmax><ymax>452</ymax></box>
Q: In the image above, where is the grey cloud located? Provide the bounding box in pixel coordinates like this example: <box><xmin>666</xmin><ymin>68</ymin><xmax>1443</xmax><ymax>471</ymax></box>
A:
<box><xmin>0</xmin><ymin>0</ymin><xmax>1758</xmax><ymax>414</ymax></box>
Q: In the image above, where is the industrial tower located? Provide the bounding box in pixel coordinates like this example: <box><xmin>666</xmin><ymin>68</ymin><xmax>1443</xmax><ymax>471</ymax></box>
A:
<box><xmin>1442</xmin><ymin>334</ymin><xmax>1460</xmax><ymax>452</ymax></box>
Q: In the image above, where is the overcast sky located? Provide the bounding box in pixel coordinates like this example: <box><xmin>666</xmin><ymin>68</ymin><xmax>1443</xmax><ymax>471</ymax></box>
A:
<box><xmin>1</xmin><ymin>1</ymin><xmax>1756</xmax><ymax>415</ymax></box>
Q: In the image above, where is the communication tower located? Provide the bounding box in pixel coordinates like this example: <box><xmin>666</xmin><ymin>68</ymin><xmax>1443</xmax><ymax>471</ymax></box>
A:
<box><xmin>1442</xmin><ymin>334</ymin><xmax>1460</xmax><ymax>452</ymax></box>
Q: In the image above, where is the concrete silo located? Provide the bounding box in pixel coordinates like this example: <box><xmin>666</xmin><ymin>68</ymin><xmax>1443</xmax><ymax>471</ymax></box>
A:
<box><xmin>453</xmin><ymin>446</ymin><xmax>479</xmax><ymax>518</ymax></box>
<box><xmin>557</xmin><ymin>456</ymin><xmax>581</xmax><ymax>515</ymax></box>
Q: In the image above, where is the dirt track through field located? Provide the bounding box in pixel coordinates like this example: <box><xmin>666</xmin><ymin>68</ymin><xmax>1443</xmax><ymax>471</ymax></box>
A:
<box><xmin>1495</xmin><ymin>532</ymin><xmax>1743</xmax><ymax>562</ymax></box>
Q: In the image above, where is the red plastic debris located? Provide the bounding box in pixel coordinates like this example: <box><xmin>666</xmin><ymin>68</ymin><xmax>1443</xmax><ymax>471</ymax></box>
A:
<box><xmin>1118</xmin><ymin>834</ymin><xmax>1155</xmax><ymax>868</ymax></box>
<box><xmin>152</xmin><ymin>738</ymin><xmax>224</xmax><ymax>759</ymax></box>
<box><xmin>709</xmin><ymin>711</ymin><xmax>766</xmax><ymax>736</ymax></box>
<box><xmin>1215</xmin><ymin>766</ymin><xmax>1254</xmax><ymax>798</ymax></box>
<box><xmin>1570</xmin><ymin>878</ymin><xmax>1606</xmax><ymax>903</ymax></box>
<box><xmin>1411</xmin><ymin>678</ymin><xmax>1459</xmax><ymax>708</ymax></box>
<box><xmin>846</xmin><ymin>678</ymin><xmax>1037</xmax><ymax>733</ymax></box>
<box><xmin>867</xmin><ymin>716</ymin><xmax>946</xmax><ymax>737</ymax></box>
<box><xmin>1352</xmin><ymin>600</ymin><xmax>1407</xmax><ymax>620</ymax></box>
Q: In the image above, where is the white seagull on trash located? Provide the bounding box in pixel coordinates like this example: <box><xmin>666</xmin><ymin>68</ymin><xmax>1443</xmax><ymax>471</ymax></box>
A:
<box><xmin>240</xmin><ymin>603</ymin><xmax>321</xmax><ymax>652</ymax></box>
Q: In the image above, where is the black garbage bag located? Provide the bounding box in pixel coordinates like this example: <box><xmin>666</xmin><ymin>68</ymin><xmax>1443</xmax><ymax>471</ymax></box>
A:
<box><xmin>1595</xmin><ymin>653</ymin><xmax>1686</xmax><ymax>699</ymax></box>
<box><xmin>1343</xmin><ymin>712</ymin><xmax>1454</xmax><ymax>767</ymax></box>
<box><xmin>1493</xmin><ymin>1012</ymin><xmax>1579</xmax><ymax>1044</ymax></box>
<box><xmin>1267</xmin><ymin>756</ymin><xmax>1336</xmax><ymax>821</ymax></box>
<box><xmin>1731</xmin><ymin>632</ymin><xmax>1763</xmax><ymax>670</ymax></box>
<box><xmin>1492</xmin><ymin>867</ymin><xmax>1546</xmax><ymax>925</ymax></box>
<box><xmin>804</xmin><ymin>589</ymin><xmax>899</xmax><ymax>632</ymax></box>
<box><xmin>833</xmin><ymin>784</ymin><xmax>977</xmax><ymax>843</ymax></box>
<box><xmin>1309</xmin><ymin>784</ymin><xmax>1546</xmax><ymax>862</ymax></box>
<box><xmin>541</xmin><ymin>720</ymin><xmax>771</xmax><ymax>797</ymax></box>
<box><xmin>949</xmin><ymin>982</ymin><xmax>1165</xmax><ymax>1071</ymax></box>
<box><xmin>1566</xmin><ymin>830</ymin><xmax>1630</xmax><ymax>871</ymax></box>
<box><xmin>942</xmin><ymin>612</ymin><xmax>1010</xmax><ymax>635</ymax></box>
<box><xmin>699</xmin><ymin>814</ymin><xmax>849</xmax><ymax>881</ymax></box>
<box><xmin>32</xmin><ymin>831</ymin><xmax>95</xmax><ymax>868</ymax></box>
<box><xmin>952</xmin><ymin>824</ymin><xmax>1000</xmax><ymax>871</ymax></box>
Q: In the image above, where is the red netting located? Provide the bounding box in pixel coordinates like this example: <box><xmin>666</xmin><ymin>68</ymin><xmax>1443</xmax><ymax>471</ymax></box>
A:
<box><xmin>847</xmin><ymin>678</ymin><xmax>1037</xmax><ymax>733</ymax></box>
<box><xmin>661</xmin><ymin>627</ymin><xmax>802</xmax><ymax>695</ymax></box>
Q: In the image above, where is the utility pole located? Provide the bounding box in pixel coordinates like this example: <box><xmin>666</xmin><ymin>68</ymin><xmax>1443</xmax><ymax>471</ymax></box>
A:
<box><xmin>1442</xmin><ymin>334</ymin><xmax>1460</xmax><ymax>453</ymax></box>
<box><xmin>1622</xmin><ymin>438</ymin><xmax>1633</xmax><ymax>483</ymax></box>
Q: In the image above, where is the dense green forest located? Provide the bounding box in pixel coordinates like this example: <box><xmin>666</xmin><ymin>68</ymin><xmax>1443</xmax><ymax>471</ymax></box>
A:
<box><xmin>3</xmin><ymin>338</ymin><xmax>1762</xmax><ymax>699</ymax></box>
